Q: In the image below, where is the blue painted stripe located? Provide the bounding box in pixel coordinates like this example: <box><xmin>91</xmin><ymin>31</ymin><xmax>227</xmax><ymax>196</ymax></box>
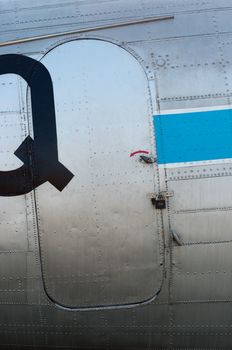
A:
<box><xmin>154</xmin><ymin>109</ymin><xmax>232</xmax><ymax>164</ymax></box>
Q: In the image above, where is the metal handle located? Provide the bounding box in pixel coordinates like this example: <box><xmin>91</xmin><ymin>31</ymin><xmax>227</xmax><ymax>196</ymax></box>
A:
<box><xmin>139</xmin><ymin>155</ymin><xmax>156</xmax><ymax>164</ymax></box>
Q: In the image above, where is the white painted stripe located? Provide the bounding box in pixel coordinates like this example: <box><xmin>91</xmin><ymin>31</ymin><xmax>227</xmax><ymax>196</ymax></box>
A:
<box><xmin>158</xmin><ymin>158</ymin><xmax>232</xmax><ymax>169</ymax></box>
<box><xmin>155</xmin><ymin>104</ymin><xmax>232</xmax><ymax>116</ymax></box>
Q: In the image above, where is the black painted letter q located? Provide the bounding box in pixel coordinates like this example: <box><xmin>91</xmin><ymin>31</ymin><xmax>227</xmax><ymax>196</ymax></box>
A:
<box><xmin>0</xmin><ymin>54</ymin><xmax>74</xmax><ymax>196</ymax></box>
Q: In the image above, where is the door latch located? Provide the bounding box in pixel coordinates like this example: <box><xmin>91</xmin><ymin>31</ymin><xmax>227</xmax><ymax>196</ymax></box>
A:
<box><xmin>150</xmin><ymin>191</ymin><xmax>174</xmax><ymax>209</ymax></box>
<box><xmin>139</xmin><ymin>155</ymin><xmax>156</xmax><ymax>164</ymax></box>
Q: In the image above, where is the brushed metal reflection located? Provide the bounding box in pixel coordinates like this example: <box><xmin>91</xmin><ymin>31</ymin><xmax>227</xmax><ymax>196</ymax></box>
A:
<box><xmin>35</xmin><ymin>39</ymin><xmax>162</xmax><ymax>308</ymax></box>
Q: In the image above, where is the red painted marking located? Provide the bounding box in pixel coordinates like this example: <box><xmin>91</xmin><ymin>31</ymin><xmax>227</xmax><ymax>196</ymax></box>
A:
<box><xmin>130</xmin><ymin>150</ymin><xmax>149</xmax><ymax>157</ymax></box>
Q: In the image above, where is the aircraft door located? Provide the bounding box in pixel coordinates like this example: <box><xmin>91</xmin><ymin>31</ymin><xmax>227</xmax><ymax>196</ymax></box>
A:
<box><xmin>34</xmin><ymin>40</ymin><xmax>163</xmax><ymax>308</ymax></box>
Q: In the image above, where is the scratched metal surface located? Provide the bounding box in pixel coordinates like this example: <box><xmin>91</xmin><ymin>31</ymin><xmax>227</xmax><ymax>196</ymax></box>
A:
<box><xmin>0</xmin><ymin>0</ymin><xmax>232</xmax><ymax>349</ymax></box>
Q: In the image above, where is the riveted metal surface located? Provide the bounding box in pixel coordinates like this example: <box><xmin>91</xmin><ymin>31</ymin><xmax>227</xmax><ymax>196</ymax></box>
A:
<box><xmin>171</xmin><ymin>243</ymin><xmax>232</xmax><ymax>303</ymax></box>
<box><xmin>166</xmin><ymin>161</ymin><xmax>232</xmax><ymax>181</ymax></box>
<box><xmin>155</xmin><ymin>41</ymin><xmax>228</xmax><ymax>100</ymax></box>
<box><xmin>34</xmin><ymin>39</ymin><xmax>162</xmax><ymax>308</ymax></box>
<box><xmin>170</xmin><ymin>302</ymin><xmax>232</xmax><ymax>349</ymax></box>
<box><xmin>164</xmin><ymin>174</ymin><xmax>232</xmax><ymax>245</ymax></box>
<box><xmin>3</xmin><ymin>0</ymin><xmax>232</xmax><ymax>349</ymax></box>
<box><xmin>2</xmin><ymin>0</ymin><xmax>231</xmax><ymax>55</ymax></box>
<box><xmin>169</xmin><ymin>176</ymin><xmax>232</xmax><ymax>211</ymax></box>
<box><xmin>0</xmin><ymin>70</ymin><xmax>38</xmax><ymax>308</ymax></box>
